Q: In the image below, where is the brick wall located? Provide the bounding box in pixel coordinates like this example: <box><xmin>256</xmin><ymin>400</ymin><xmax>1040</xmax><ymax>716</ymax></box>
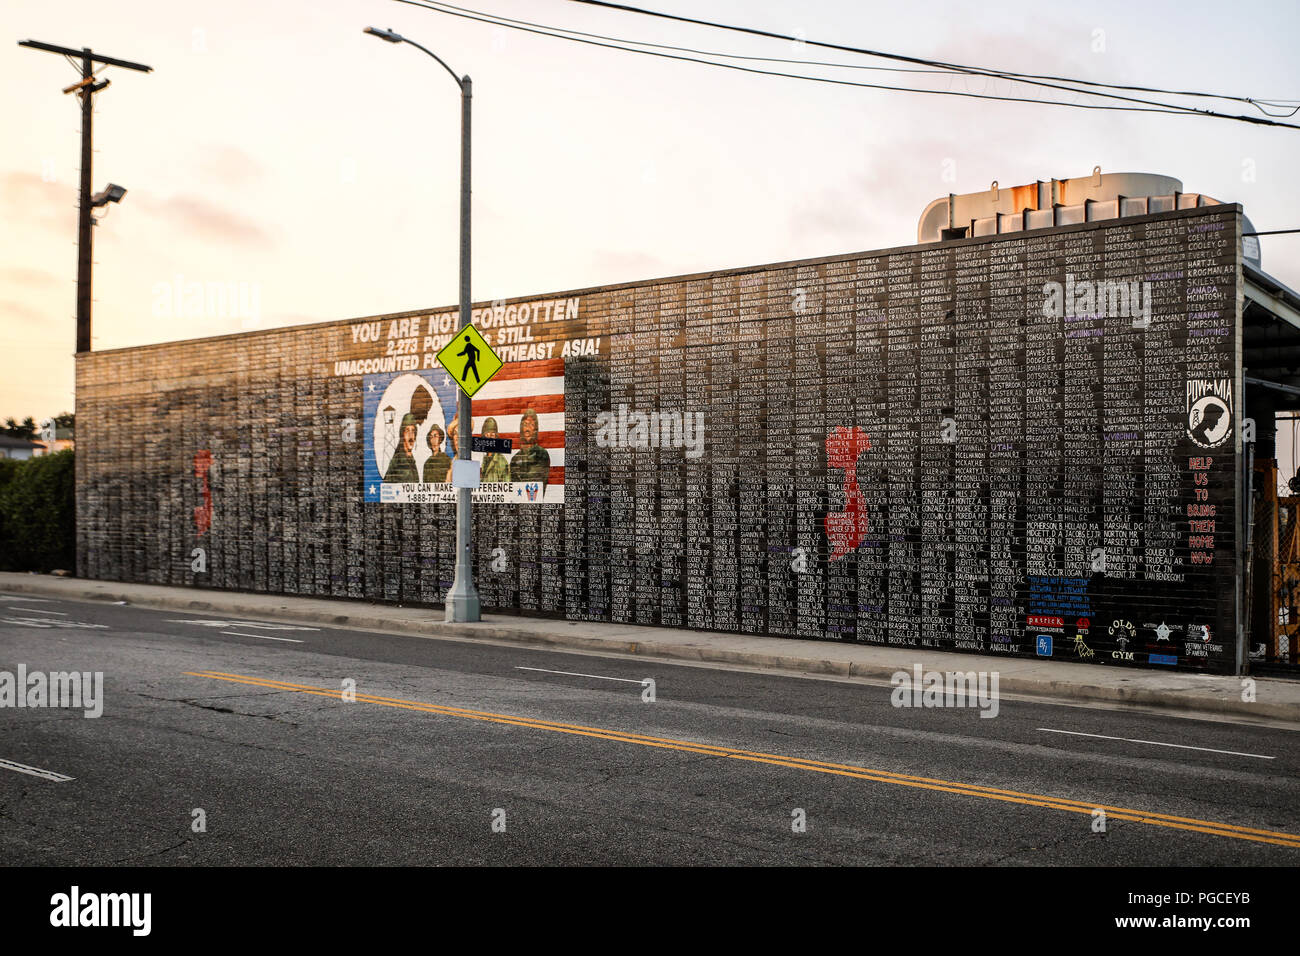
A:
<box><xmin>76</xmin><ymin>204</ymin><xmax>1242</xmax><ymax>671</ymax></box>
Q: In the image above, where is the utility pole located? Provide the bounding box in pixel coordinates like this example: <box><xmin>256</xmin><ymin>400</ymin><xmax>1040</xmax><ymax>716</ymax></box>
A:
<box><xmin>75</xmin><ymin>50</ymin><xmax>98</xmax><ymax>355</ymax></box>
<box><xmin>18</xmin><ymin>40</ymin><xmax>152</xmax><ymax>353</ymax></box>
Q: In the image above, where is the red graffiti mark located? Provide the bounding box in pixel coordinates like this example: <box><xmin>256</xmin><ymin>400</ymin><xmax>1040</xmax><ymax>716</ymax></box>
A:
<box><xmin>824</xmin><ymin>426</ymin><xmax>871</xmax><ymax>561</ymax></box>
<box><xmin>194</xmin><ymin>450</ymin><xmax>213</xmax><ymax>535</ymax></box>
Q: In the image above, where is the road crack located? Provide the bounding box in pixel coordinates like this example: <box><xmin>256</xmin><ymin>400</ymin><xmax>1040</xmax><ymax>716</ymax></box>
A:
<box><xmin>103</xmin><ymin>838</ymin><xmax>192</xmax><ymax>865</ymax></box>
<box><xmin>131</xmin><ymin>691</ymin><xmax>302</xmax><ymax>726</ymax></box>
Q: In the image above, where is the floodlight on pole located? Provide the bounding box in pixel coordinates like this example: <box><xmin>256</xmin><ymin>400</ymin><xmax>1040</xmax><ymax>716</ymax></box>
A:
<box><xmin>90</xmin><ymin>184</ymin><xmax>126</xmax><ymax>207</ymax></box>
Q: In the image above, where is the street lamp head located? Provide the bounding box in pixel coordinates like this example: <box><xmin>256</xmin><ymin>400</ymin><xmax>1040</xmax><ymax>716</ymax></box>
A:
<box><xmin>364</xmin><ymin>26</ymin><xmax>404</xmax><ymax>43</ymax></box>
<box><xmin>89</xmin><ymin>183</ymin><xmax>126</xmax><ymax>207</ymax></box>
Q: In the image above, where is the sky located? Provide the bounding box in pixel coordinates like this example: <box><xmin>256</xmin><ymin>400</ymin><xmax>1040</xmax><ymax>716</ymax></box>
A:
<box><xmin>2</xmin><ymin>0</ymin><xmax>1298</xmax><ymax>425</ymax></box>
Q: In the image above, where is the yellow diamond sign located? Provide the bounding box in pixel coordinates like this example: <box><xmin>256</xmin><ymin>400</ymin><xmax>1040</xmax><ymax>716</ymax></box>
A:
<box><xmin>436</xmin><ymin>324</ymin><xmax>502</xmax><ymax>398</ymax></box>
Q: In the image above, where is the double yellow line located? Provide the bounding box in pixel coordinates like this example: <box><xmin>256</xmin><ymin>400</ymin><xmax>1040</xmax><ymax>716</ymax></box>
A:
<box><xmin>185</xmin><ymin>669</ymin><xmax>1300</xmax><ymax>849</ymax></box>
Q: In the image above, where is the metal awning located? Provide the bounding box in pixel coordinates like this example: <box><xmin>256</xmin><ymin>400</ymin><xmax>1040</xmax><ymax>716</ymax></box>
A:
<box><xmin>1243</xmin><ymin>265</ymin><xmax>1300</xmax><ymax>404</ymax></box>
<box><xmin>1245</xmin><ymin>264</ymin><xmax>1300</xmax><ymax>332</ymax></box>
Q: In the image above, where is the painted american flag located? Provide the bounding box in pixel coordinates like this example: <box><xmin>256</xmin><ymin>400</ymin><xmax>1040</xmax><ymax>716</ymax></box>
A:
<box><xmin>470</xmin><ymin>356</ymin><xmax>565</xmax><ymax>500</ymax></box>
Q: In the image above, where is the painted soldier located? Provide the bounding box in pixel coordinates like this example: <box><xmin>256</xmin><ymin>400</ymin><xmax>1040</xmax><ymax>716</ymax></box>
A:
<box><xmin>422</xmin><ymin>422</ymin><xmax>451</xmax><ymax>483</ymax></box>
<box><xmin>509</xmin><ymin>407</ymin><xmax>550</xmax><ymax>484</ymax></box>
<box><xmin>383</xmin><ymin>412</ymin><xmax>420</xmax><ymax>483</ymax></box>
<box><xmin>443</xmin><ymin>415</ymin><xmax>460</xmax><ymax>482</ymax></box>
<box><xmin>480</xmin><ymin>416</ymin><xmax>510</xmax><ymax>483</ymax></box>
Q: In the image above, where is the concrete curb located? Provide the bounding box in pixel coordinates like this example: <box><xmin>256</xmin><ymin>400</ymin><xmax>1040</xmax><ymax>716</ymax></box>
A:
<box><xmin>4</xmin><ymin>576</ymin><xmax>1296</xmax><ymax>724</ymax></box>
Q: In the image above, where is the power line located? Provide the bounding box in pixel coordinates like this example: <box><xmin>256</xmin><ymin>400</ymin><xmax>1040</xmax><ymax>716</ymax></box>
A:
<box><xmin>1245</xmin><ymin>229</ymin><xmax>1300</xmax><ymax>236</ymax></box>
<box><xmin>569</xmin><ymin>0</ymin><xmax>1299</xmax><ymax>113</ymax></box>
<box><xmin>536</xmin><ymin>0</ymin><xmax>1289</xmax><ymax>111</ymax></box>
<box><xmin>392</xmin><ymin>0</ymin><xmax>1267</xmax><ymax>122</ymax></box>
<box><xmin>418</xmin><ymin>0</ymin><xmax>959</xmax><ymax>76</ymax></box>
<box><xmin>563</xmin><ymin>0</ymin><xmax>1300</xmax><ymax>128</ymax></box>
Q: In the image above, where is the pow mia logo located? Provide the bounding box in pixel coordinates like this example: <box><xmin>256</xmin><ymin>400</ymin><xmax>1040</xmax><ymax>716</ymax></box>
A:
<box><xmin>1187</xmin><ymin>379</ymin><xmax>1232</xmax><ymax>449</ymax></box>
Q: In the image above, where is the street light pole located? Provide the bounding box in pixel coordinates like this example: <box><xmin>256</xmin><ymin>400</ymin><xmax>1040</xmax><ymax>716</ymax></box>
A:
<box><xmin>449</xmin><ymin>78</ymin><xmax>486</xmax><ymax>624</ymax></box>
<box><xmin>365</xmin><ymin>27</ymin><xmax>480</xmax><ymax>622</ymax></box>
<box><xmin>448</xmin><ymin>74</ymin><xmax>481</xmax><ymax>623</ymax></box>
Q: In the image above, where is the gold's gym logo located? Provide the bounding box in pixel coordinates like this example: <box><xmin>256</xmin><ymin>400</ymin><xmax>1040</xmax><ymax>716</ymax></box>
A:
<box><xmin>1109</xmin><ymin>619</ymin><xmax>1136</xmax><ymax>661</ymax></box>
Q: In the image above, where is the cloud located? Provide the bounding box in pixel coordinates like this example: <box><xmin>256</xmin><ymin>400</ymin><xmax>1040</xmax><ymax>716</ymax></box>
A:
<box><xmin>589</xmin><ymin>249</ymin><xmax>670</xmax><ymax>284</ymax></box>
<box><xmin>2</xmin><ymin>171</ymin><xmax>77</xmax><ymax>233</ymax></box>
<box><xmin>0</xmin><ymin>266</ymin><xmax>66</xmax><ymax>290</ymax></box>
<box><xmin>928</xmin><ymin>22</ymin><xmax>1097</xmax><ymax>81</ymax></box>
<box><xmin>0</xmin><ymin>298</ymin><xmax>56</xmax><ymax>325</ymax></box>
<box><xmin>787</xmin><ymin>137</ymin><xmax>960</xmax><ymax>248</ymax></box>
<box><xmin>134</xmin><ymin>193</ymin><xmax>275</xmax><ymax>248</ymax></box>
<box><xmin>0</xmin><ymin>268</ymin><xmax>67</xmax><ymax>340</ymax></box>
<box><xmin>3</xmin><ymin>172</ymin><xmax>274</xmax><ymax>250</ymax></box>
<box><xmin>197</xmin><ymin>145</ymin><xmax>265</xmax><ymax>187</ymax></box>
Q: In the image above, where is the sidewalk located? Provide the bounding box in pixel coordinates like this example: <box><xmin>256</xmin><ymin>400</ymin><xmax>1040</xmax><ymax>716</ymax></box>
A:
<box><xmin>3</xmin><ymin>571</ymin><xmax>1297</xmax><ymax>724</ymax></box>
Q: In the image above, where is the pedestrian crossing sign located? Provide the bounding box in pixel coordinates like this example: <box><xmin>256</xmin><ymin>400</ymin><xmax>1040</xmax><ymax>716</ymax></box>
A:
<box><xmin>435</xmin><ymin>324</ymin><xmax>502</xmax><ymax>399</ymax></box>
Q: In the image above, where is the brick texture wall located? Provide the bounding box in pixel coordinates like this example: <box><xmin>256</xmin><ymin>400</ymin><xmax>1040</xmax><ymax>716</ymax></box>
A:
<box><xmin>76</xmin><ymin>204</ymin><xmax>1242</xmax><ymax>672</ymax></box>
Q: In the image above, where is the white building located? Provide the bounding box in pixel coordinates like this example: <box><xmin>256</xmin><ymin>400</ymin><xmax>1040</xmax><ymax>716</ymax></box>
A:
<box><xmin>0</xmin><ymin>436</ymin><xmax>41</xmax><ymax>460</ymax></box>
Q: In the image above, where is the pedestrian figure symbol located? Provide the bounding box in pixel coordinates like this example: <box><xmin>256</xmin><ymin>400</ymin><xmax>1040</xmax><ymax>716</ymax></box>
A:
<box><xmin>457</xmin><ymin>335</ymin><xmax>481</xmax><ymax>383</ymax></box>
<box><xmin>434</xmin><ymin>323</ymin><xmax>503</xmax><ymax>399</ymax></box>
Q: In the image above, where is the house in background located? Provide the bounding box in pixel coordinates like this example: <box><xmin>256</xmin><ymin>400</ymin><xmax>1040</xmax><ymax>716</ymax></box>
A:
<box><xmin>0</xmin><ymin>436</ymin><xmax>41</xmax><ymax>460</ymax></box>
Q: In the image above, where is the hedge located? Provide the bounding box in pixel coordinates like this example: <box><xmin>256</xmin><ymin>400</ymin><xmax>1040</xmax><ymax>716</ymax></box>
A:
<box><xmin>0</xmin><ymin>449</ymin><xmax>75</xmax><ymax>572</ymax></box>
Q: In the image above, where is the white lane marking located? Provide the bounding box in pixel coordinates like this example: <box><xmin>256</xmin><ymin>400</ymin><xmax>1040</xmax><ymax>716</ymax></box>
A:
<box><xmin>1038</xmin><ymin>728</ymin><xmax>1275</xmax><ymax>760</ymax></box>
<box><xmin>168</xmin><ymin>619</ymin><xmax>319</xmax><ymax>631</ymax></box>
<box><xmin>0</xmin><ymin>758</ymin><xmax>74</xmax><ymax>782</ymax></box>
<box><xmin>6</xmin><ymin>607</ymin><xmax>68</xmax><ymax>614</ymax></box>
<box><xmin>0</xmin><ymin>595</ymin><xmax>55</xmax><ymax>602</ymax></box>
<box><xmin>220</xmin><ymin>631</ymin><xmax>305</xmax><ymax>643</ymax></box>
<box><xmin>516</xmin><ymin>666</ymin><xmax>649</xmax><ymax>685</ymax></box>
<box><xmin>0</xmin><ymin>616</ymin><xmax>107</xmax><ymax>629</ymax></box>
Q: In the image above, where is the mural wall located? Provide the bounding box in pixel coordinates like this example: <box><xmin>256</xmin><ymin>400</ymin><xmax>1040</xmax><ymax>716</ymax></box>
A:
<box><xmin>76</xmin><ymin>204</ymin><xmax>1243</xmax><ymax>671</ymax></box>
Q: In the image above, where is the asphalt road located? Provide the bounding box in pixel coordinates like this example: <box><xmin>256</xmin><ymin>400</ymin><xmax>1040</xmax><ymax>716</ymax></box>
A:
<box><xmin>1</xmin><ymin>590</ymin><xmax>1297</xmax><ymax>865</ymax></box>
